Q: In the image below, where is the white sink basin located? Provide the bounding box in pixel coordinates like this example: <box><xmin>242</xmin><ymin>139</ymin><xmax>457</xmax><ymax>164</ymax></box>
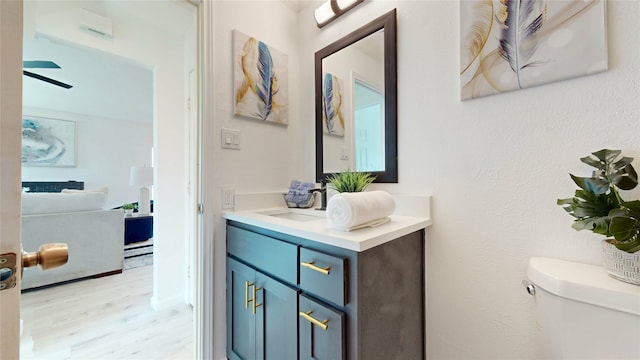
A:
<box><xmin>254</xmin><ymin>208</ymin><xmax>325</xmax><ymax>222</ymax></box>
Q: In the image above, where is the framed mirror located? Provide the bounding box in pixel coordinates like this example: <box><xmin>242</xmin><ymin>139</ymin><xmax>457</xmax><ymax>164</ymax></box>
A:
<box><xmin>315</xmin><ymin>9</ymin><xmax>397</xmax><ymax>183</ymax></box>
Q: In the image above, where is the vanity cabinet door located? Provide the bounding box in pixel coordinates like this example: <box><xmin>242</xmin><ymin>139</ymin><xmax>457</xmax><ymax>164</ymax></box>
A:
<box><xmin>255</xmin><ymin>272</ymin><xmax>298</xmax><ymax>360</ymax></box>
<box><xmin>227</xmin><ymin>257</ymin><xmax>298</xmax><ymax>360</ymax></box>
<box><xmin>299</xmin><ymin>294</ymin><xmax>346</xmax><ymax>360</ymax></box>
<box><xmin>227</xmin><ymin>258</ymin><xmax>257</xmax><ymax>360</ymax></box>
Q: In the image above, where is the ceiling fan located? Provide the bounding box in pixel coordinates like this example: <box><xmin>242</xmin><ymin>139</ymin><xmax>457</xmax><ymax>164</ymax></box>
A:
<box><xmin>23</xmin><ymin>60</ymin><xmax>73</xmax><ymax>89</ymax></box>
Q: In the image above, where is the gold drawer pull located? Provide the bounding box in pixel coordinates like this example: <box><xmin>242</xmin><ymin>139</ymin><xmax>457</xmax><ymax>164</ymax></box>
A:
<box><xmin>252</xmin><ymin>284</ymin><xmax>262</xmax><ymax>314</ymax></box>
<box><xmin>245</xmin><ymin>281</ymin><xmax>254</xmax><ymax>309</ymax></box>
<box><xmin>300</xmin><ymin>261</ymin><xmax>330</xmax><ymax>275</ymax></box>
<box><xmin>299</xmin><ymin>311</ymin><xmax>329</xmax><ymax>331</ymax></box>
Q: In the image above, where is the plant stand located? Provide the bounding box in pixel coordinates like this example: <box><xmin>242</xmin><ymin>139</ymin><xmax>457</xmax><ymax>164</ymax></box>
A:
<box><xmin>601</xmin><ymin>240</ymin><xmax>640</xmax><ymax>285</ymax></box>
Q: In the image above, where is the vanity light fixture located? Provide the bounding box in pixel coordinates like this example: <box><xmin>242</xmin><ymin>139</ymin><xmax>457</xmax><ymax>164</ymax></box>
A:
<box><xmin>314</xmin><ymin>0</ymin><xmax>364</xmax><ymax>28</ymax></box>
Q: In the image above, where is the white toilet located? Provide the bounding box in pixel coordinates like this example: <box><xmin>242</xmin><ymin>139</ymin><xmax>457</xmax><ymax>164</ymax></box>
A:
<box><xmin>527</xmin><ymin>257</ymin><xmax>640</xmax><ymax>359</ymax></box>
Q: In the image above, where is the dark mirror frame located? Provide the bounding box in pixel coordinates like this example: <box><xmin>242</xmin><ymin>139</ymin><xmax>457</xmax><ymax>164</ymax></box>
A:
<box><xmin>315</xmin><ymin>9</ymin><xmax>397</xmax><ymax>183</ymax></box>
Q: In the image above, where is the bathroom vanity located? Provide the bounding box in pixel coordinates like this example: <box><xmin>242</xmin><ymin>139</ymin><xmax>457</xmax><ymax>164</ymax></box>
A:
<box><xmin>224</xmin><ymin>208</ymin><xmax>430</xmax><ymax>360</ymax></box>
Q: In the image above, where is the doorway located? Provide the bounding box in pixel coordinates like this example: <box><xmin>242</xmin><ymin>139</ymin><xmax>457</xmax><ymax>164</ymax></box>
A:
<box><xmin>353</xmin><ymin>78</ymin><xmax>385</xmax><ymax>172</ymax></box>
<box><xmin>19</xmin><ymin>0</ymin><xmax>199</xmax><ymax>358</ymax></box>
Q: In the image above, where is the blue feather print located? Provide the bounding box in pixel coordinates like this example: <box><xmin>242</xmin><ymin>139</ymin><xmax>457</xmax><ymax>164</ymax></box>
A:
<box><xmin>323</xmin><ymin>73</ymin><xmax>334</xmax><ymax>132</ymax></box>
<box><xmin>254</xmin><ymin>41</ymin><xmax>276</xmax><ymax>121</ymax></box>
<box><xmin>497</xmin><ymin>0</ymin><xmax>547</xmax><ymax>89</ymax></box>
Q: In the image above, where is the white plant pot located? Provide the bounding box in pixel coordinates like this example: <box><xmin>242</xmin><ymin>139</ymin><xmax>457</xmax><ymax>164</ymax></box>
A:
<box><xmin>601</xmin><ymin>239</ymin><xmax>640</xmax><ymax>285</ymax></box>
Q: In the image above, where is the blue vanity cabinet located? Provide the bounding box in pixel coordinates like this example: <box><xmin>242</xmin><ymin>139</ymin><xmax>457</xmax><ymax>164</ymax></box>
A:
<box><xmin>227</xmin><ymin>220</ymin><xmax>425</xmax><ymax>360</ymax></box>
<box><xmin>226</xmin><ymin>257</ymin><xmax>298</xmax><ymax>360</ymax></box>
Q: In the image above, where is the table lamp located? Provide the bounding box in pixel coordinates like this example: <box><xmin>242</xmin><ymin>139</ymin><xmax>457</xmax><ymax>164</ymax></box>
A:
<box><xmin>130</xmin><ymin>165</ymin><xmax>153</xmax><ymax>215</ymax></box>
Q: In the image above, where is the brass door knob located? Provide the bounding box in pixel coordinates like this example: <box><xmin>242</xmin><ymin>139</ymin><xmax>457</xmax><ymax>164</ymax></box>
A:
<box><xmin>23</xmin><ymin>243</ymin><xmax>68</xmax><ymax>270</ymax></box>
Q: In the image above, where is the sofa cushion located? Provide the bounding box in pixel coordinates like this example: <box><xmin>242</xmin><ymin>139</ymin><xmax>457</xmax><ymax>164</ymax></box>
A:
<box><xmin>61</xmin><ymin>187</ymin><xmax>108</xmax><ymax>196</ymax></box>
<box><xmin>22</xmin><ymin>192</ymin><xmax>106</xmax><ymax>215</ymax></box>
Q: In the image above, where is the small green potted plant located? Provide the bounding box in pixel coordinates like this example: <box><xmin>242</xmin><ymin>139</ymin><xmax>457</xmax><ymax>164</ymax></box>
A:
<box><xmin>122</xmin><ymin>203</ymin><xmax>136</xmax><ymax>216</ymax></box>
<box><xmin>326</xmin><ymin>170</ymin><xmax>376</xmax><ymax>193</ymax></box>
<box><xmin>557</xmin><ymin>149</ymin><xmax>640</xmax><ymax>284</ymax></box>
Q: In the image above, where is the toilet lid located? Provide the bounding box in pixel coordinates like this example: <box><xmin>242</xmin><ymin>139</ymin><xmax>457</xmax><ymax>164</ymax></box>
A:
<box><xmin>527</xmin><ymin>257</ymin><xmax>640</xmax><ymax>316</ymax></box>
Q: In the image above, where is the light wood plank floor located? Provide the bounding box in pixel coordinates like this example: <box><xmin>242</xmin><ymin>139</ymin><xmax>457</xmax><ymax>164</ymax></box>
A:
<box><xmin>20</xmin><ymin>265</ymin><xmax>193</xmax><ymax>360</ymax></box>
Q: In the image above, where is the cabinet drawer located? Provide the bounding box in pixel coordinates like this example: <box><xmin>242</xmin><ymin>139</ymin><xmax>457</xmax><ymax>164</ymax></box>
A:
<box><xmin>299</xmin><ymin>294</ymin><xmax>345</xmax><ymax>360</ymax></box>
<box><xmin>227</xmin><ymin>225</ymin><xmax>297</xmax><ymax>284</ymax></box>
<box><xmin>300</xmin><ymin>247</ymin><xmax>346</xmax><ymax>306</ymax></box>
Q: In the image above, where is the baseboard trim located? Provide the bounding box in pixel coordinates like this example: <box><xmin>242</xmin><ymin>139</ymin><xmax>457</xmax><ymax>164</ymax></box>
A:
<box><xmin>92</xmin><ymin>269</ymin><xmax>123</xmax><ymax>278</ymax></box>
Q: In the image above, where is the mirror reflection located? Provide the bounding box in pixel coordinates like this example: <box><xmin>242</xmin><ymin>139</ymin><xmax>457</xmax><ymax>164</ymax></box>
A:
<box><xmin>354</xmin><ymin>78</ymin><xmax>384</xmax><ymax>171</ymax></box>
<box><xmin>315</xmin><ymin>9</ymin><xmax>397</xmax><ymax>183</ymax></box>
<box><xmin>322</xmin><ymin>30</ymin><xmax>384</xmax><ymax>173</ymax></box>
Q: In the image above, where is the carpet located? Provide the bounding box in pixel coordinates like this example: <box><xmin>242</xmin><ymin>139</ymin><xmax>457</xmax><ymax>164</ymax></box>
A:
<box><xmin>124</xmin><ymin>241</ymin><xmax>153</xmax><ymax>270</ymax></box>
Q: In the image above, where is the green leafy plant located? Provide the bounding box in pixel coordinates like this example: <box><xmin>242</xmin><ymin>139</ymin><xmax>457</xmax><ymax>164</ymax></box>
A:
<box><xmin>609</xmin><ymin>201</ymin><xmax>640</xmax><ymax>253</ymax></box>
<box><xmin>326</xmin><ymin>170</ymin><xmax>376</xmax><ymax>193</ymax></box>
<box><xmin>557</xmin><ymin>149</ymin><xmax>640</xmax><ymax>253</ymax></box>
<box><xmin>122</xmin><ymin>203</ymin><xmax>137</xmax><ymax>210</ymax></box>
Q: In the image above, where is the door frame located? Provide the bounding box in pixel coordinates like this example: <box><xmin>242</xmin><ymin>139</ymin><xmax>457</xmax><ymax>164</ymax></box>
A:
<box><xmin>0</xmin><ymin>0</ymin><xmax>216</xmax><ymax>358</ymax></box>
<box><xmin>198</xmin><ymin>0</ymin><xmax>216</xmax><ymax>358</ymax></box>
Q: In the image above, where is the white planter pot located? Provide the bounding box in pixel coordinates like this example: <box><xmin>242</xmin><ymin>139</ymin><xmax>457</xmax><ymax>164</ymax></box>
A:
<box><xmin>601</xmin><ymin>239</ymin><xmax>640</xmax><ymax>285</ymax></box>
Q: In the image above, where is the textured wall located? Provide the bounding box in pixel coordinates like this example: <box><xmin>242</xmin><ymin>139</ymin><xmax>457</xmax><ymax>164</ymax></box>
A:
<box><xmin>209</xmin><ymin>1</ymin><xmax>640</xmax><ymax>358</ymax></box>
<box><xmin>297</xmin><ymin>0</ymin><xmax>640</xmax><ymax>358</ymax></box>
<box><xmin>210</xmin><ymin>2</ymin><xmax>302</xmax><ymax>357</ymax></box>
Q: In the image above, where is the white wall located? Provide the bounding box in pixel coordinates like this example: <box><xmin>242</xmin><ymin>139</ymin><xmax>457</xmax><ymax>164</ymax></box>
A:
<box><xmin>296</xmin><ymin>1</ymin><xmax>640</xmax><ymax>359</ymax></box>
<box><xmin>26</xmin><ymin>0</ymin><xmax>195</xmax><ymax>309</ymax></box>
<box><xmin>22</xmin><ymin>107</ymin><xmax>152</xmax><ymax>209</ymax></box>
<box><xmin>210</xmin><ymin>1</ymin><xmax>301</xmax><ymax>357</ymax></box>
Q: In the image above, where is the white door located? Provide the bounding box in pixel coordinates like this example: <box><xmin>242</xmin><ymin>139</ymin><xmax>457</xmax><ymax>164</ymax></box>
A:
<box><xmin>0</xmin><ymin>0</ymin><xmax>24</xmax><ymax>358</ymax></box>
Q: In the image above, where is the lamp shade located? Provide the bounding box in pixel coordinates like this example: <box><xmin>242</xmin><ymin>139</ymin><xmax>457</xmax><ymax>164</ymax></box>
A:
<box><xmin>314</xmin><ymin>0</ymin><xmax>363</xmax><ymax>28</ymax></box>
<box><xmin>129</xmin><ymin>166</ymin><xmax>153</xmax><ymax>186</ymax></box>
<box><xmin>336</xmin><ymin>0</ymin><xmax>359</xmax><ymax>10</ymax></box>
<box><xmin>314</xmin><ymin>0</ymin><xmax>335</xmax><ymax>25</ymax></box>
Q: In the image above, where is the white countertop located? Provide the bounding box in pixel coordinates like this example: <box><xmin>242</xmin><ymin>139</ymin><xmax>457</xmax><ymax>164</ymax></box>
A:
<box><xmin>223</xmin><ymin>207</ymin><xmax>432</xmax><ymax>252</ymax></box>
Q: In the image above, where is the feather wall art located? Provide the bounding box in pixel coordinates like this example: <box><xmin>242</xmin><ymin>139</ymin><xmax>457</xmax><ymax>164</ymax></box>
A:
<box><xmin>460</xmin><ymin>0</ymin><xmax>608</xmax><ymax>100</ymax></box>
<box><xmin>322</xmin><ymin>73</ymin><xmax>345</xmax><ymax>137</ymax></box>
<box><xmin>234</xmin><ymin>30</ymin><xmax>289</xmax><ymax>124</ymax></box>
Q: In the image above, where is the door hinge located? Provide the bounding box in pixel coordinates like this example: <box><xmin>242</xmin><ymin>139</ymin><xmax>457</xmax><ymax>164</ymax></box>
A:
<box><xmin>197</xmin><ymin>203</ymin><xmax>204</xmax><ymax>214</ymax></box>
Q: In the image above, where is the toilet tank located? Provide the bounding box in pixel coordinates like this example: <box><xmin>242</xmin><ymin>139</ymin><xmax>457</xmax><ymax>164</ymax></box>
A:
<box><xmin>527</xmin><ymin>257</ymin><xmax>640</xmax><ymax>360</ymax></box>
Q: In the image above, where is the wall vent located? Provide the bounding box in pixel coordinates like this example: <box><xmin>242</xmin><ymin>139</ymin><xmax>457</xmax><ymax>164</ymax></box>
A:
<box><xmin>79</xmin><ymin>9</ymin><xmax>113</xmax><ymax>37</ymax></box>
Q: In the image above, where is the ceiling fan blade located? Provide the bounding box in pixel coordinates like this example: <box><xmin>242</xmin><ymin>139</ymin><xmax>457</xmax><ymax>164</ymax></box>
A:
<box><xmin>23</xmin><ymin>60</ymin><xmax>61</xmax><ymax>69</ymax></box>
<box><xmin>23</xmin><ymin>70</ymin><xmax>73</xmax><ymax>89</ymax></box>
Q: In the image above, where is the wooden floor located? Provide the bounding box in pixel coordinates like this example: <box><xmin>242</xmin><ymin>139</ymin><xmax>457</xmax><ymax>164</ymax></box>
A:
<box><xmin>20</xmin><ymin>265</ymin><xmax>193</xmax><ymax>359</ymax></box>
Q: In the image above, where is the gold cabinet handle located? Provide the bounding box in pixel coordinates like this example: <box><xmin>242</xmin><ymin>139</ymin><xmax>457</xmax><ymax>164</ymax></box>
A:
<box><xmin>299</xmin><ymin>310</ymin><xmax>329</xmax><ymax>331</ymax></box>
<box><xmin>300</xmin><ymin>261</ymin><xmax>330</xmax><ymax>275</ymax></box>
<box><xmin>252</xmin><ymin>285</ymin><xmax>262</xmax><ymax>314</ymax></box>
<box><xmin>245</xmin><ymin>281</ymin><xmax>254</xmax><ymax>309</ymax></box>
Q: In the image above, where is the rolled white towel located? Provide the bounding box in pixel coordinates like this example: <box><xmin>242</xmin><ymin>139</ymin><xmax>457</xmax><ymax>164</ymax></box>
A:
<box><xmin>326</xmin><ymin>191</ymin><xmax>395</xmax><ymax>231</ymax></box>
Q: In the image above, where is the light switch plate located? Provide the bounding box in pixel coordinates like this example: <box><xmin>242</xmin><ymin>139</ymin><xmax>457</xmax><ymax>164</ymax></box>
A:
<box><xmin>221</xmin><ymin>128</ymin><xmax>240</xmax><ymax>150</ymax></box>
<box><xmin>340</xmin><ymin>147</ymin><xmax>349</xmax><ymax>160</ymax></box>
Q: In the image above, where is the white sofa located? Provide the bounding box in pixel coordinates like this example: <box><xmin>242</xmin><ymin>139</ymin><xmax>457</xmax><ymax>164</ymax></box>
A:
<box><xmin>21</xmin><ymin>192</ymin><xmax>124</xmax><ymax>290</ymax></box>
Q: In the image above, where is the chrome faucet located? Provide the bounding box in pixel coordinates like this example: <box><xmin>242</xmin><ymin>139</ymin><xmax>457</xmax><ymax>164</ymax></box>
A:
<box><xmin>309</xmin><ymin>180</ymin><xmax>327</xmax><ymax>210</ymax></box>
